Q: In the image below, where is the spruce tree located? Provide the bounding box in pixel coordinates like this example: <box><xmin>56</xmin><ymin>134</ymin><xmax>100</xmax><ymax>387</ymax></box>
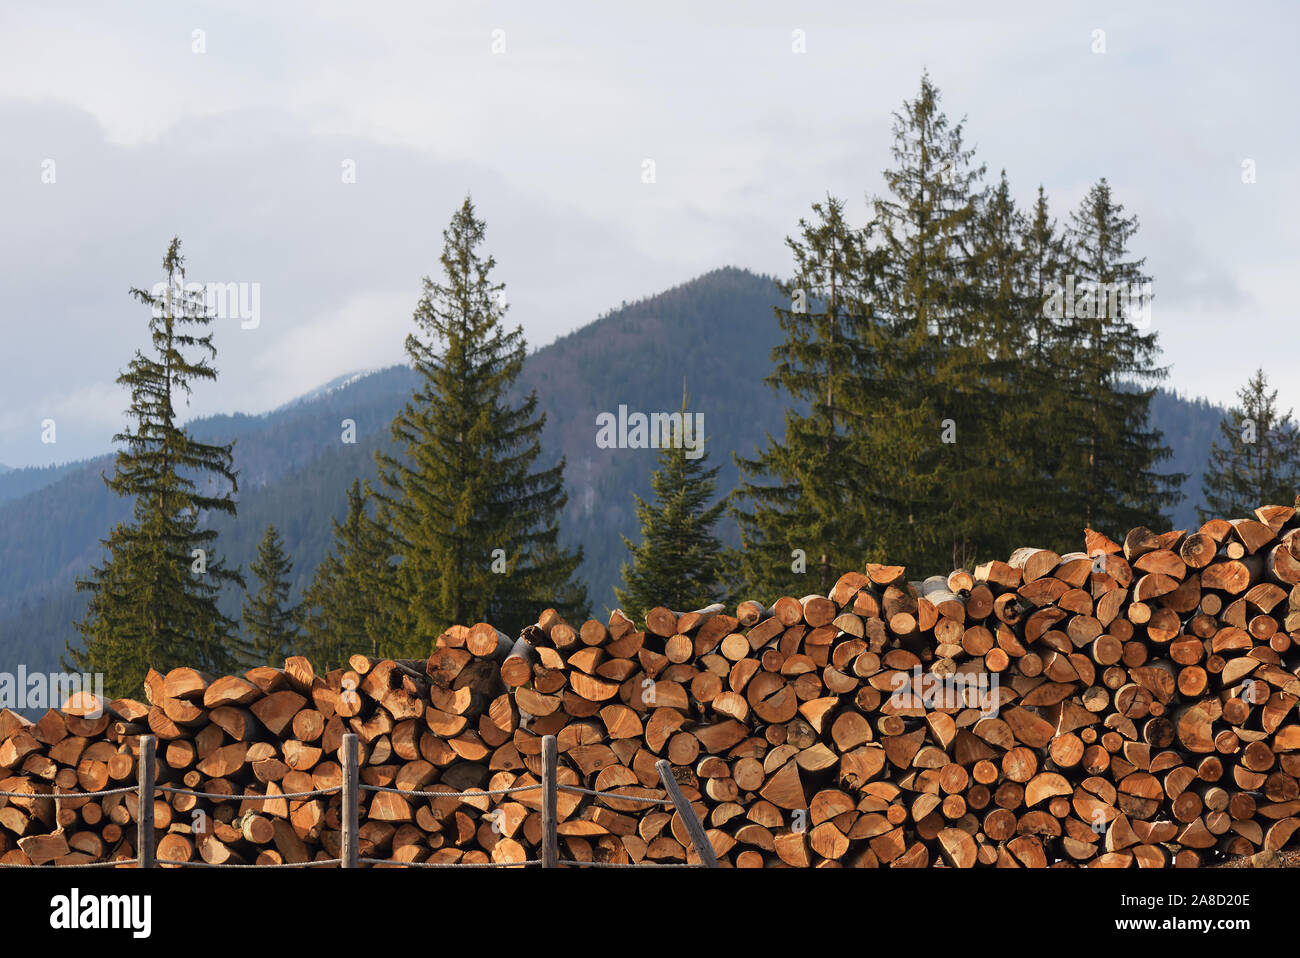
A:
<box><xmin>299</xmin><ymin>480</ymin><xmax>405</xmax><ymax>670</ymax></box>
<box><xmin>730</xmin><ymin>195</ymin><xmax>881</xmax><ymax>599</ymax></box>
<box><xmin>67</xmin><ymin>238</ymin><xmax>243</xmax><ymax>698</ymax></box>
<box><xmin>1058</xmin><ymin>179</ymin><xmax>1183</xmax><ymax>535</ymax></box>
<box><xmin>375</xmin><ymin>196</ymin><xmax>586</xmax><ymax>641</ymax></box>
<box><xmin>960</xmin><ymin>170</ymin><xmax>1042</xmax><ymax>555</ymax></box>
<box><xmin>1199</xmin><ymin>369</ymin><xmax>1300</xmax><ymax>520</ymax></box>
<box><xmin>1019</xmin><ymin>185</ymin><xmax>1076</xmax><ymax>540</ymax></box>
<box><xmin>864</xmin><ymin>71</ymin><xmax>991</xmax><ymax>570</ymax></box>
<box><xmin>959</xmin><ymin>172</ymin><xmax>1088</xmax><ymax>557</ymax></box>
<box><xmin>617</xmin><ymin>390</ymin><xmax>726</xmax><ymax>617</ymax></box>
<box><xmin>241</xmin><ymin>524</ymin><xmax>299</xmax><ymax>667</ymax></box>
<box><xmin>1022</xmin><ymin>186</ymin><xmax>1073</xmax><ymax>374</ymax></box>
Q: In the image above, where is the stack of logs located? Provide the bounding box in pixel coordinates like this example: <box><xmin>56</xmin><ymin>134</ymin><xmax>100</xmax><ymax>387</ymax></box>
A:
<box><xmin>6</xmin><ymin>505</ymin><xmax>1300</xmax><ymax>867</ymax></box>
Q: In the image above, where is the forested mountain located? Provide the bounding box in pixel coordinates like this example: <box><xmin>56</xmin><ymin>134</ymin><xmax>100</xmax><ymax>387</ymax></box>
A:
<box><xmin>0</xmin><ymin>267</ymin><xmax>1228</xmax><ymax>674</ymax></box>
<box><xmin>1148</xmin><ymin>389</ymin><xmax>1224</xmax><ymax>522</ymax></box>
<box><xmin>0</xmin><ymin>461</ymin><xmax>87</xmax><ymax>506</ymax></box>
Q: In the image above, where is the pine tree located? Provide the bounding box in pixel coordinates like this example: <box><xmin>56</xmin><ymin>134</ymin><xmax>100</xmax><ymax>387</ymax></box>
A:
<box><xmin>1057</xmin><ymin>179</ymin><xmax>1183</xmax><ymax>535</ymax></box>
<box><xmin>1022</xmin><ymin>186</ymin><xmax>1072</xmax><ymax>374</ymax></box>
<box><xmin>959</xmin><ymin>170</ymin><xmax>1042</xmax><ymax>555</ymax></box>
<box><xmin>957</xmin><ymin>172</ymin><xmax>1088</xmax><ymax>557</ymax></box>
<box><xmin>729</xmin><ymin>195</ymin><xmax>881</xmax><ymax>599</ymax></box>
<box><xmin>66</xmin><ymin>238</ymin><xmax>243</xmax><ymax>698</ymax></box>
<box><xmin>241</xmin><ymin>524</ymin><xmax>299</xmax><ymax>667</ymax></box>
<box><xmin>375</xmin><ymin>196</ymin><xmax>586</xmax><ymax>641</ymax></box>
<box><xmin>1018</xmin><ymin>185</ymin><xmax>1076</xmax><ymax>540</ymax></box>
<box><xmin>616</xmin><ymin>389</ymin><xmax>726</xmax><ymax>618</ymax></box>
<box><xmin>1199</xmin><ymin>369</ymin><xmax>1300</xmax><ymax>520</ymax></box>
<box><xmin>298</xmin><ymin>480</ymin><xmax>405</xmax><ymax>670</ymax></box>
<box><xmin>864</xmin><ymin>71</ymin><xmax>991</xmax><ymax>570</ymax></box>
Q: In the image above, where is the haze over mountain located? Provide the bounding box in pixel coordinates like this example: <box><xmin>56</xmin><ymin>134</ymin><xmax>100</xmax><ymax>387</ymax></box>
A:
<box><xmin>0</xmin><ymin>267</ymin><xmax>1225</xmax><ymax>675</ymax></box>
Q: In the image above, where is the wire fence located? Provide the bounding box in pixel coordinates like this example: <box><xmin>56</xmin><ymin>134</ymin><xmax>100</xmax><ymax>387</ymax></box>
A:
<box><xmin>0</xmin><ymin>733</ymin><xmax>718</xmax><ymax>869</ymax></box>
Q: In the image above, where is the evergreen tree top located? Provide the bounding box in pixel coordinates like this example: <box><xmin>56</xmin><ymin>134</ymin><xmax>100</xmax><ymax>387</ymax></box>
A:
<box><xmin>69</xmin><ymin>236</ymin><xmax>243</xmax><ymax>695</ymax></box>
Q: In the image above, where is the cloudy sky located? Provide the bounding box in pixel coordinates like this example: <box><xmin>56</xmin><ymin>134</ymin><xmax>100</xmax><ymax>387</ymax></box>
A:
<box><xmin>1</xmin><ymin>0</ymin><xmax>1295</xmax><ymax>466</ymax></box>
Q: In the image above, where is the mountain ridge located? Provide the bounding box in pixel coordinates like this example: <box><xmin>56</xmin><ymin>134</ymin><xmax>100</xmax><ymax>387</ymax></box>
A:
<box><xmin>0</xmin><ymin>266</ymin><xmax>1226</xmax><ymax>674</ymax></box>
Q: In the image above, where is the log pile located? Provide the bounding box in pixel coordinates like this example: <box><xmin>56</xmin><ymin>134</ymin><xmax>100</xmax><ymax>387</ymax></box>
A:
<box><xmin>6</xmin><ymin>506</ymin><xmax>1300</xmax><ymax>867</ymax></box>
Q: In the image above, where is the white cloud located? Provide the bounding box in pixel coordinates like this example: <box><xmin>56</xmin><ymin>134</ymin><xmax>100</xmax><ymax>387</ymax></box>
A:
<box><xmin>1</xmin><ymin>0</ymin><xmax>1298</xmax><ymax>464</ymax></box>
<box><xmin>252</xmin><ymin>289</ymin><xmax>413</xmax><ymax>405</ymax></box>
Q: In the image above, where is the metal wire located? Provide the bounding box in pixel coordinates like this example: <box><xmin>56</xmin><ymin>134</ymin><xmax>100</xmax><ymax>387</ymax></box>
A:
<box><xmin>0</xmin><ymin>855</ymin><xmax>694</xmax><ymax>869</ymax></box>
<box><xmin>3</xmin><ymin>771</ymin><xmax>670</xmax><ymax>804</ymax></box>
<box><xmin>156</xmin><ymin>785</ymin><xmax>339</xmax><ymax>800</ymax></box>
<box><xmin>0</xmin><ymin>858</ymin><xmax>139</xmax><ymax>868</ymax></box>
<box><xmin>164</xmin><ymin>858</ymin><xmax>341</xmax><ymax>868</ymax></box>
<box><xmin>360</xmin><ymin>782</ymin><xmax>672</xmax><ymax>805</ymax></box>
<box><xmin>356</xmin><ymin>857</ymin><xmax>540</xmax><ymax>868</ymax></box>
<box><xmin>359</xmin><ymin>783</ymin><xmax>542</xmax><ymax>799</ymax></box>
<box><xmin>0</xmin><ymin>784</ymin><xmax>137</xmax><ymax>799</ymax></box>
<box><xmin>557</xmin><ymin>784</ymin><xmax>674</xmax><ymax>805</ymax></box>
<box><xmin>558</xmin><ymin>859</ymin><xmax>703</xmax><ymax>868</ymax></box>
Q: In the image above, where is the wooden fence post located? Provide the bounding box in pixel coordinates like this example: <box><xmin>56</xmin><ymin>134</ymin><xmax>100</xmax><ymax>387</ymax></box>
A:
<box><xmin>341</xmin><ymin>733</ymin><xmax>358</xmax><ymax>868</ymax></box>
<box><xmin>656</xmin><ymin>758</ymin><xmax>718</xmax><ymax>868</ymax></box>
<box><xmin>138</xmin><ymin>735</ymin><xmax>156</xmax><ymax>869</ymax></box>
<box><xmin>541</xmin><ymin>734</ymin><xmax>559</xmax><ymax>868</ymax></box>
